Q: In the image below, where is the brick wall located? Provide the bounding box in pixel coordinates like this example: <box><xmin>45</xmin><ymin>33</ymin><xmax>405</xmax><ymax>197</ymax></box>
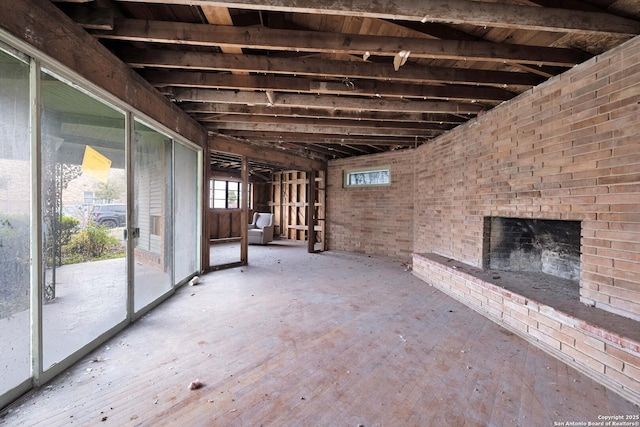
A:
<box><xmin>414</xmin><ymin>35</ymin><xmax>640</xmax><ymax>322</ymax></box>
<box><xmin>327</xmin><ymin>150</ymin><xmax>415</xmax><ymax>261</ymax></box>
<box><xmin>325</xmin><ymin>36</ymin><xmax>640</xmax><ymax>403</ymax></box>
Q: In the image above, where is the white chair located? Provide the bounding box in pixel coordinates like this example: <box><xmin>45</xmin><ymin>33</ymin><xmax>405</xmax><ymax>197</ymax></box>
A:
<box><xmin>248</xmin><ymin>212</ymin><xmax>274</xmax><ymax>245</ymax></box>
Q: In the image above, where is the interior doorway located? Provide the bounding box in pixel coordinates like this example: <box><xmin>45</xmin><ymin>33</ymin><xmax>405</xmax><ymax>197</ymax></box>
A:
<box><xmin>204</xmin><ymin>151</ymin><xmax>325</xmax><ymax>272</ymax></box>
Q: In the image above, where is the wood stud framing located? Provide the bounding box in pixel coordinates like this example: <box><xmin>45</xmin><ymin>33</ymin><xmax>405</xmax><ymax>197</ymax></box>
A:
<box><xmin>270</xmin><ymin>170</ymin><xmax>325</xmax><ymax>248</ymax></box>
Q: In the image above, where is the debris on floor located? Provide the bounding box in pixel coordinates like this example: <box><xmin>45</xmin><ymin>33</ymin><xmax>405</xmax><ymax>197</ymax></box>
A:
<box><xmin>188</xmin><ymin>379</ymin><xmax>203</xmax><ymax>390</ymax></box>
<box><xmin>189</xmin><ymin>276</ymin><xmax>200</xmax><ymax>286</ymax></box>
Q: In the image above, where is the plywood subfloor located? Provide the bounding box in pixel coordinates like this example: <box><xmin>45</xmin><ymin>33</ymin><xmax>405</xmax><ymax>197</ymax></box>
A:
<box><xmin>1</xmin><ymin>241</ymin><xmax>637</xmax><ymax>426</ymax></box>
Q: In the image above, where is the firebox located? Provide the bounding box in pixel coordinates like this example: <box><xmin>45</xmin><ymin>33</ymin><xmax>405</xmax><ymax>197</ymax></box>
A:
<box><xmin>484</xmin><ymin>217</ymin><xmax>581</xmax><ymax>281</ymax></box>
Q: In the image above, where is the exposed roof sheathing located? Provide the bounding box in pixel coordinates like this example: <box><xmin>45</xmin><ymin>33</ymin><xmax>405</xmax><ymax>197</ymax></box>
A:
<box><xmin>53</xmin><ymin>0</ymin><xmax>640</xmax><ymax>173</ymax></box>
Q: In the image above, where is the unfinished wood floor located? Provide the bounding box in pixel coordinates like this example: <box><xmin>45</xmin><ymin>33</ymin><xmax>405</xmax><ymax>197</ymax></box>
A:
<box><xmin>2</xmin><ymin>241</ymin><xmax>638</xmax><ymax>426</ymax></box>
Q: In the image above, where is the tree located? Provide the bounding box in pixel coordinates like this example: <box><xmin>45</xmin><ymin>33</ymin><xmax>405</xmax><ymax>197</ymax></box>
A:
<box><xmin>94</xmin><ymin>177</ymin><xmax>123</xmax><ymax>203</ymax></box>
<box><xmin>228</xmin><ymin>190</ymin><xmax>238</xmax><ymax>208</ymax></box>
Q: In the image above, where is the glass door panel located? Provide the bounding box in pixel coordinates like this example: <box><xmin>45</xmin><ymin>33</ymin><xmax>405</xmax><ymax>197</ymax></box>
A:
<box><xmin>0</xmin><ymin>49</ymin><xmax>31</xmax><ymax>396</ymax></box>
<box><xmin>133</xmin><ymin>120</ymin><xmax>172</xmax><ymax>311</ymax></box>
<box><xmin>40</xmin><ymin>71</ymin><xmax>127</xmax><ymax>370</ymax></box>
<box><xmin>174</xmin><ymin>142</ymin><xmax>199</xmax><ymax>283</ymax></box>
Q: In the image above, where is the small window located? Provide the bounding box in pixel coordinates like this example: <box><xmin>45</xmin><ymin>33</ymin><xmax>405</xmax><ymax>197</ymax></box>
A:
<box><xmin>344</xmin><ymin>167</ymin><xmax>391</xmax><ymax>187</ymax></box>
<box><xmin>209</xmin><ymin>179</ymin><xmax>252</xmax><ymax>209</ymax></box>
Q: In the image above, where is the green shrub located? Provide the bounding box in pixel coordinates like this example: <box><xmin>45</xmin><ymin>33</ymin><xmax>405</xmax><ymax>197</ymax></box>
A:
<box><xmin>58</xmin><ymin>215</ymin><xmax>79</xmax><ymax>247</ymax></box>
<box><xmin>65</xmin><ymin>222</ymin><xmax>123</xmax><ymax>262</ymax></box>
<box><xmin>44</xmin><ymin>215</ymin><xmax>80</xmax><ymax>268</ymax></box>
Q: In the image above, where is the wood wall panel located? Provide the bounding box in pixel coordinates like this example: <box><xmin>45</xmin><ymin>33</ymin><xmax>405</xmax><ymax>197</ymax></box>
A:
<box><xmin>208</xmin><ymin>210</ymin><xmax>243</xmax><ymax>240</ymax></box>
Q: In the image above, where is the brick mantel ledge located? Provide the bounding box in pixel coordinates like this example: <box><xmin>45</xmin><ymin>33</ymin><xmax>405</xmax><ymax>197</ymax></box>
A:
<box><xmin>412</xmin><ymin>252</ymin><xmax>640</xmax><ymax>406</ymax></box>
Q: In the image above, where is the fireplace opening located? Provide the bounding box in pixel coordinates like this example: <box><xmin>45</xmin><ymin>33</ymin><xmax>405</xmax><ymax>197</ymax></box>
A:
<box><xmin>484</xmin><ymin>217</ymin><xmax>581</xmax><ymax>281</ymax></box>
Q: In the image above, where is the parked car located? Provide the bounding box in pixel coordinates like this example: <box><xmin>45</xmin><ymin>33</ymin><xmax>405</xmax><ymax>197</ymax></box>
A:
<box><xmin>91</xmin><ymin>204</ymin><xmax>126</xmax><ymax>228</ymax></box>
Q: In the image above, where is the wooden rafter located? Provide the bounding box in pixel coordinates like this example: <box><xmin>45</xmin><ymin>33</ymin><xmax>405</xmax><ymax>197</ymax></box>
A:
<box><xmin>109</xmin><ymin>0</ymin><xmax>640</xmax><ymax>35</ymax></box>
<box><xmin>44</xmin><ymin>0</ymin><xmax>640</xmax><ymax>164</ymax></box>
<box><xmin>209</xmin><ymin>134</ymin><xmax>326</xmax><ymax>170</ymax></box>
<box><xmin>208</xmin><ymin>119</ymin><xmax>444</xmax><ymax>137</ymax></box>
<box><xmin>171</xmin><ymin>88</ymin><xmax>485</xmax><ymax>114</ymax></box>
<box><xmin>199</xmin><ymin>114</ymin><xmax>454</xmax><ymax>132</ymax></box>
<box><xmin>140</xmin><ymin>70</ymin><xmax>514</xmax><ymax>103</ymax></box>
<box><xmin>216</xmin><ymin>130</ymin><xmax>423</xmax><ymax>146</ymax></box>
<box><xmin>95</xmin><ymin>18</ymin><xmax>588</xmax><ymax>66</ymax></box>
<box><xmin>183</xmin><ymin>104</ymin><xmax>467</xmax><ymax>124</ymax></box>
<box><xmin>122</xmin><ymin>48</ymin><xmax>544</xmax><ymax>88</ymax></box>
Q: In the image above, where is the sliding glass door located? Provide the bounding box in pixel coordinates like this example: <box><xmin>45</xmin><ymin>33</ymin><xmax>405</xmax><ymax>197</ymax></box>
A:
<box><xmin>0</xmin><ymin>38</ymin><xmax>202</xmax><ymax>409</ymax></box>
<box><xmin>174</xmin><ymin>142</ymin><xmax>200</xmax><ymax>283</ymax></box>
<box><xmin>40</xmin><ymin>70</ymin><xmax>127</xmax><ymax>370</ymax></box>
<box><xmin>0</xmin><ymin>49</ymin><xmax>31</xmax><ymax>397</ymax></box>
<box><xmin>133</xmin><ymin>120</ymin><xmax>173</xmax><ymax>312</ymax></box>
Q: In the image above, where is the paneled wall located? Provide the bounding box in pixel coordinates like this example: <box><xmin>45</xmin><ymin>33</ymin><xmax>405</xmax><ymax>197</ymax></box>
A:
<box><xmin>208</xmin><ymin>210</ymin><xmax>243</xmax><ymax>240</ymax></box>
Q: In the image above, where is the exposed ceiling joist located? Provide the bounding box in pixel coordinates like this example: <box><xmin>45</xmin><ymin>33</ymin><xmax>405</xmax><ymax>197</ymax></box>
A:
<box><xmin>110</xmin><ymin>0</ymin><xmax>640</xmax><ymax>35</ymax></box>
<box><xmin>201</xmin><ymin>114</ymin><xmax>453</xmax><ymax>131</ymax></box>
<box><xmin>171</xmin><ymin>88</ymin><xmax>485</xmax><ymax>114</ymax></box>
<box><xmin>121</xmin><ymin>48</ymin><xmax>544</xmax><ymax>88</ymax></box>
<box><xmin>209</xmin><ymin>134</ymin><xmax>326</xmax><ymax>171</ymax></box>
<box><xmin>58</xmin><ymin>4</ymin><xmax>115</xmax><ymax>30</ymax></box>
<box><xmin>95</xmin><ymin>18</ymin><xmax>588</xmax><ymax>66</ymax></box>
<box><xmin>209</xmin><ymin>122</ymin><xmax>443</xmax><ymax>138</ymax></box>
<box><xmin>184</xmin><ymin>104</ymin><xmax>466</xmax><ymax>125</ymax></box>
<box><xmin>141</xmin><ymin>70</ymin><xmax>513</xmax><ymax>103</ymax></box>
<box><xmin>49</xmin><ymin>0</ymin><xmax>640</xmax><ymax>170</ymax></box>
<box><xmin>220</xmin><ymin>130</ymin><xmax>421</xmax><ymax>144</ymax></box>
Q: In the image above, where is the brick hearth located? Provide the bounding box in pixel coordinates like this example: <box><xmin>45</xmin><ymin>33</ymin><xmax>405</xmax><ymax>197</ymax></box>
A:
<box><xmin>413</xmin><ymin>253</ymin><xmax>640</xmax><ymax>405</ymax></box>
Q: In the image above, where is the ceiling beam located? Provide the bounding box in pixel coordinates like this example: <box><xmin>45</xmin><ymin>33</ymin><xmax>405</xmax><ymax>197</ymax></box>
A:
<box><xmin>217</xmin><ymin>130</ymin><xmax>423</xmax><ymax>146</ymax></box>
<box><xmin>181</xmin><ymin>103</ymin><xmax>466</xmax><ymax>124</ymax></box>
<box><xmin>140</xmin><ymin>70</ymin><xmax>514</xmax><ymax>103</ymax></box>
<box><xmin>198</xmin><ymin>114</ymin><xmax>453</xmax><ymax>131</ymax></box>
<box><xmin>209</xmin><ymin>135</ymin><xmax>327</xmax><ymax>171</ymax></box>
<box><xmin>209</xmin><ymin>120</ymin><xmax>445</xmax><ymax>137</ymax></box>
<box><xmin>110</xmin><ymin>0</ymin><xmax>640</xmax><ymax>36</ymax></box>
<box><xmin>171</xmin><ymin>88</ymin><xmax>485</xmax><ymax>114</ymax></box>
<box><xmin>95</xmin><ymin>18</ymin><xmax>588</xmax><ymax>66</ymax></box>
<box><xmin>305</xmin><ymin>143</ymin><xmax>363</xmax><ymax>157</ymax></box>
<box><xmin>122</xmin><ymin>48</ymin><xmax>544</xmax><ymax>88</ymax></box>
<box><xmin>59</xmin><ymin>4</ymin><xmax>114</xmax><ymax>30</ymax></box>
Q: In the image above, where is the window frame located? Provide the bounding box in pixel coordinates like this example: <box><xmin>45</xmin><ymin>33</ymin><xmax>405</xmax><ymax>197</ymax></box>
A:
<box><xmin>209</xmin><ymin>179</ymin><xmax>252</xmax><ymax>209</ymax></box>
<box><xmin>343</xmin><ymin>166</ymin><xmax>391</xmax><ymax>188</ymax></box>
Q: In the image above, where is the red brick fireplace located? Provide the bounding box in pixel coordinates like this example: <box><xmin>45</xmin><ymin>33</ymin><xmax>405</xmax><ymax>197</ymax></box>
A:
<box><xmin>410</xmin><ymin>35</ymin><xmax>640</xmax><ymax>405</ymax></box>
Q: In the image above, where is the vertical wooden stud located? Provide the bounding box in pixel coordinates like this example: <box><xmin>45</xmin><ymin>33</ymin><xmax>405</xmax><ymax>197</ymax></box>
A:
<box><xmin>307</xmin><ymin>169</ymin><xmax>317</xmax><ymax>253</ymax></box>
